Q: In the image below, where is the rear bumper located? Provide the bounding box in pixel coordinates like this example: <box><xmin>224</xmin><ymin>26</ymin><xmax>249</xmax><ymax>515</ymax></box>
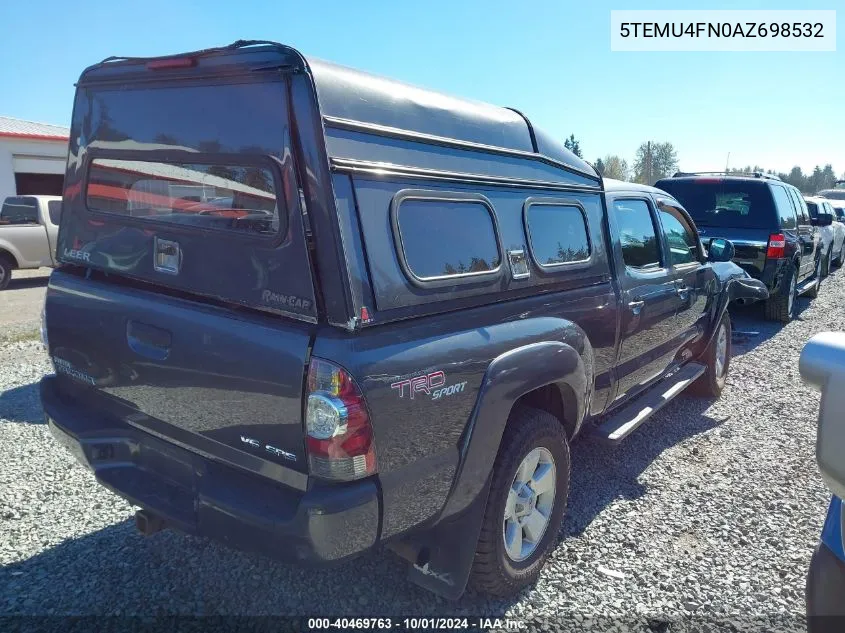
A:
<box><xmin>745</xmin><ymin>258</ymin><xmax>793</xmax><ymax>296</ymax></box>
<box><xmin>41</xmin><ymin>375</ymin><xmax>380</xmax><ymax>565</ymax></box>
<box><xmin>759</xmin><ymin>258</ymin><xmax>785</xmax><ymax>293</ymax></box>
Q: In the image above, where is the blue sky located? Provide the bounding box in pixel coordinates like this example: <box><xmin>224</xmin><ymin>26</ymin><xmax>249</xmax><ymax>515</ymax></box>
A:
<box><xmin>0</xmin><ymin>0</ymin><xmax>841</xmax><ymax>175</ymax></box>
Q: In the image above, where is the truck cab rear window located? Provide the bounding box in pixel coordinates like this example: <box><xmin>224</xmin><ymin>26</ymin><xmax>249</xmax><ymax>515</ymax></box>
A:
<box><xmin>0</xmin><ymin>197</ymin><xmax>38</xmax><ymax>225</ymax></box>
<box><xmin>394</xmin><ymin>195</ymin><xmax>500</xmax><ymax>281</ymax></box>
<box><xmin>86</xmin><ymin>159</ymin><xmax>282</xmax><ymax>236</ymax></box>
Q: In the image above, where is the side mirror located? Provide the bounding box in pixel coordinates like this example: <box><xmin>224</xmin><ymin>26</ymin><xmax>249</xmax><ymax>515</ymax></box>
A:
<box><xmin>819</xmin><ymin>212</ymin><xmax>834</xmax><ymax>227</ymax></box>
<box><xmin>707</xmin><ymin>238</ymin><xmax>735</xmax><ymax>263</ymax></box>
<box><xmin>800</xmin><ymin>332</ymin><xmax>845</xmax><ymax>499</ymax></box>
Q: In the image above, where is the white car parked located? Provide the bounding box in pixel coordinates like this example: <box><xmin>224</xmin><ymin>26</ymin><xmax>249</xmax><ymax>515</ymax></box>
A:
<box><xmin>0</xmin><ymin>195</ymin><xmax>62</xmax><ymax>290</ymax></box>
<box><xmin>805</xmin><ymin>196</ymin><xmax>845</xmax><ymax>277</ymax></box>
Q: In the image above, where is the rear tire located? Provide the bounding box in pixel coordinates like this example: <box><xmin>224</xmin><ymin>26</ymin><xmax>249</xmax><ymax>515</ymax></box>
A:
<box><xmin>0</xmin><ymin>254</ymin><xmax>13</xmax><ymax>291</ymax></box>
<box><xmin>764</xmin><ymin>265</ymin><xmax>797</xmax><ymax>323</ymax></box>
<box><xmin>689</xmin><ymin>313</ymin><xmax>731</xmax><ymax>398</ymax></box>
<box><xmin>837</xmin><ymin>243</ymin><xmax>845</xmax><ymax>268</ymax></box>
<box><xmin>469</xmin><ymin>407</ymin><xmax>570</xmax><ymax>597</ymax></box>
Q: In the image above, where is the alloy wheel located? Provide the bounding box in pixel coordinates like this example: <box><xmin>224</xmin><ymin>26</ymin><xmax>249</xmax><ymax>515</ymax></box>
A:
<box><xmin>503</xmin><ymin>447</ymin><xmax>556</xmax><ymax>562</ymax></box>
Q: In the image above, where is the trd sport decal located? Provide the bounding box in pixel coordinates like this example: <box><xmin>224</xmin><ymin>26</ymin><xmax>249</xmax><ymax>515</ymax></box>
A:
<box><xmin>391</xmin><ymin>371</ymin><xmax>467</xmax><ymax>400</ymax></box>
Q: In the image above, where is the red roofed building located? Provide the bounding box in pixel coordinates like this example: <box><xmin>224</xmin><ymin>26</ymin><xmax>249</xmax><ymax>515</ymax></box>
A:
<box><xmin>0</xmin><ymin>116</ymin><xmax>69</xmax><ymax>202</ymax></box>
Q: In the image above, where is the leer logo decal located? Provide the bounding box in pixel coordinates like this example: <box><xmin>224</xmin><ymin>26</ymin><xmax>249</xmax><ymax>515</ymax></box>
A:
<box><xmin>63</xmin><ymin>248</ymin><xmax>90</xmax><ymax>262</ymax></box>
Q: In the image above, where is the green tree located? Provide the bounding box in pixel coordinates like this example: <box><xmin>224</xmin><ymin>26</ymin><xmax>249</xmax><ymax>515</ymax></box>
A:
<box><xmin>633</xmin><ymin>141</ymin><xmax>678</xmax><ymax>185</ymax></box>
<box><xmin>653</xmin><ymin>142</ymin><xmax>679</xmax><ymax>181</ymax></box>
<box><xmin>594</xmin><ymin>158</ymin><xmax>606</xmax><ymax>176</ymax></box>
<box><xmin>602</xmin><ymin>155</ymin><xmax>629</xmax><ymax>181</ymax></box>
<box><xmin>563</xmin><ymin>134</ymin><xmax>582</xmax><ymax>158</ymax></box>
<box><xmin>784</xmin><ymin>166</ymin><xmax>806</xmax><ymax>191</ymax></box>
<box><xmin>808</xmin><ymin>166</ymin><xmax>824</xmax><ymax>194</ymax></box>
<box><xmin>821</xmin><ymin>164</ymin><xmax>837</xmax><ymax>191</ymax></box>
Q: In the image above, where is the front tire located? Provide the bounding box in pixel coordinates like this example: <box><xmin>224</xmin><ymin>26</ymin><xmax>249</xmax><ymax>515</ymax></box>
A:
<box><xmin>469</xmin><ymin>407</ymin><xmax>570</xmax><ymax>597</ymax></box>
<box><xmin>0</xmin><ymin>255</ymin><xmax>13</xmax><ymax>291</ymax></box>
<box><xmin>822</xmin><ymin>249</ymin><xmax>831</xmax><ymax>278</ymax></box>
<box><xmin>764</xmin><ymin>265</ymin><xmax>797</xmax><ymax>323</ymax></box>
<box><xmin>690</xmin><ymin>313</ymin><xmax>731</xmax><ymax>397</ymax></box>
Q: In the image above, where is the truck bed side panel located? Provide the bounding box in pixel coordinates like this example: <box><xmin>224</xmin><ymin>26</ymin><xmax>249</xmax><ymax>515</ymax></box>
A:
<box><xmin>313</xmin><ymin>281</ymin><xmax>617</xmax><ymax>539</ymax></box>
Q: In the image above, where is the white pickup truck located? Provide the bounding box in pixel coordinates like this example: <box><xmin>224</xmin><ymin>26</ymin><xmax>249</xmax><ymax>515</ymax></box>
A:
<box><xmin>0</xmin><ymin>195</ymin><xmax>62</xmax><ymax>290</ymax></box>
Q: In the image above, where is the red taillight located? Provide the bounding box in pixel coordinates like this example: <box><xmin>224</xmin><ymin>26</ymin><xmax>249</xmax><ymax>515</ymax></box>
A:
<box><xmin>146</xmin><ymin>57</ymin><xmax>196</xmax><ymax>70</ymax></box>
<box><xmin>305</xmin><ymin>358</ymin><xmax>376</xmax><ymax>481</ymax></box>
<box><xmin>767</xmin><ymin>233</ymin><xmax>786</xmax><ymax>259</ymax></box>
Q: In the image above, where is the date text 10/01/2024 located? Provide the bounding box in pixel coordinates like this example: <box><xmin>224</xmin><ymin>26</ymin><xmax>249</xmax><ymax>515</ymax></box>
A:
<box><xmin>306</xmin><ymin>617</ymin><xmax>527</xmax><ymax>630</ymax></box>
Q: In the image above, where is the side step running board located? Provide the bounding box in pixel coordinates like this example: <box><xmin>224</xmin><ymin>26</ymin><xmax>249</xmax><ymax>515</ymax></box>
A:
<box><xmin>797</xmin><ymin>276</ymin><xmax>818</xmax><ymax>296</ymax></box>
<box><xmin>590</xmin><ymin>362</ymin><xmax>706</xmax><ymax>444</ymax></box>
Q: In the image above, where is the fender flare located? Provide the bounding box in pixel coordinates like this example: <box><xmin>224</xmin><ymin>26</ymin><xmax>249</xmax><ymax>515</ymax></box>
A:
<box><xmin>402</xmin><ymin>340</ymin><xmax>588</xmax><ymax>599</ymax></box>
<box><xmin>0</xmin><ymin>240</ymin><xmax>22</xmax><ymax>267</ymax></box>
<box><xmin>442</xmin><ymin>340</ymin><xmax>588</xmax><ymax>519</ymax></box>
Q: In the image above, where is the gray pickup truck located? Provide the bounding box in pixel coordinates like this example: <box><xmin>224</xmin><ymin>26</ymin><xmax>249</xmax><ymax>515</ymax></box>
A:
<box><xmin>0</xmin><ymin>195</ymin><xmax>62</xmax><ymax>289</ymax></box>
<box><xmin>40</xmin><ymin>41</ymin><xmax>768</xmax><ymax>599</ymax></box>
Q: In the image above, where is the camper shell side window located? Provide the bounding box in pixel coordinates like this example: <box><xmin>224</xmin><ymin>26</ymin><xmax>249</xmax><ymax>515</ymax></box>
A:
<box><xmin>390</xmin><ymin>189</ymin><xmax>503</xmax><ymax>288</ymax></box>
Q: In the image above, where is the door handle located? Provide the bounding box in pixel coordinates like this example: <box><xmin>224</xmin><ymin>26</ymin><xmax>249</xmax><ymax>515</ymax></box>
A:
<box><xmin>628</xmin><ymin>300</ymin><xmax>644</xmax><ymax>315</ymax></box>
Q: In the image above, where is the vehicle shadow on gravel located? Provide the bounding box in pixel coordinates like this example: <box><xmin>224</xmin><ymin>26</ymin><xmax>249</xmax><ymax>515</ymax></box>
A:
<box><xmin>728</xmin><ymin>293</ymin><xmax>814</xmax><ymax>359</ymax></box>
<box><xmin>0</xmin><ymin>397</ymin><xmax>727</xmax><ymax>618</ymax></box>
<box><xmin>565</xmin><ymin>396</ymin><xmax>724</xmax><ymax>538</ymax></box>
<box><xmin>0</xmin><ymin>383</ymin><xmax>44</xmax><ymax>424</ymax></box>
<box><xmin>0</xmin><ymin>517</ymin><xmax>506</xmax><ymax>616</ymax></box>
<box><xmin>7</xmin><ymin>275</ymin><xmax>50</xmax><ymax>290</ymax></box>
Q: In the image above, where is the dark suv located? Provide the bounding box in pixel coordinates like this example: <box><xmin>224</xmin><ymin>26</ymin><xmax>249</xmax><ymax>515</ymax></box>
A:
<box><xmin>40</xmin><ymin>42</ymin><xmax>767</xmax><ymax>599</ymax></box>
<box><xmin>655</xmin><ymin>172</ymin><xmax>822</xmax><ymax>323</ymax></box>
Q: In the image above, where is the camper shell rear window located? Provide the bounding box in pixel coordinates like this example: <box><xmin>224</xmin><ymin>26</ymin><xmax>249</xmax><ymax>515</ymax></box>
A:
<box><xmin>77</xmin><ymin>78</ymin><xmax>292</xmax><ymax>237</ymax></box>
<box><xmin>86</xmin><ymin>158</ymin><xmax>282</xmax><ymax>236</ymax></box>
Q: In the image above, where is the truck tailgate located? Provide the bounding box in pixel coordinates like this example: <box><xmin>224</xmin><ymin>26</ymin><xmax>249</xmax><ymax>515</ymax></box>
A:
<box><xmin>46</xmin><ymin>270</ymin><xmax>312</xmax><ymax>475</ymax></box>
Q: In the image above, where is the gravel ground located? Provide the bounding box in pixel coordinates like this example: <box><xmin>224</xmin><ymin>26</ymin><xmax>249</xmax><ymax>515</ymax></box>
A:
<box><xmin>0</xmin><ymin>269</ymin><xmax>50</xmax><ymax>343</ymax></box>
<box><xmin>0</xmin><ymin>269</ymin><xmax>839</xmax><ymax>632</ymax></box>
